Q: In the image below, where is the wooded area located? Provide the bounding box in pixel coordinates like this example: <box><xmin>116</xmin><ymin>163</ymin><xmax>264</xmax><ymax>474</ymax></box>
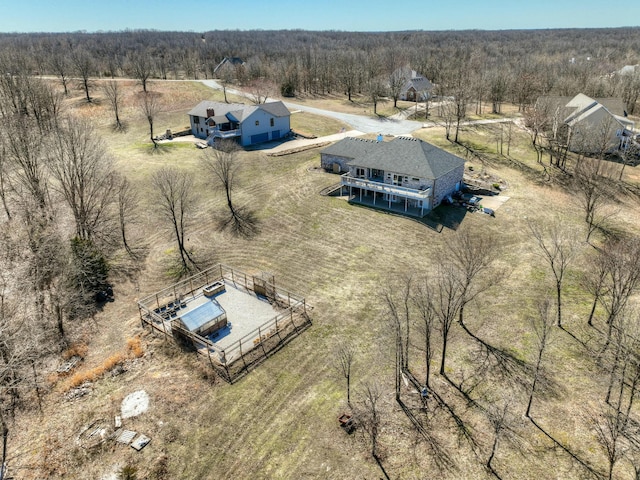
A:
<box><xmin>0</xmin><ymin>27</ymin><xmax>640</xmax><ymax>479</ymax></box>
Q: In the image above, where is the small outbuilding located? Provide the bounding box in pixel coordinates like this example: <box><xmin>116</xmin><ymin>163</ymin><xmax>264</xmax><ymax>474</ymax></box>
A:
<box><xmin>172</xmin><ymin>297</ymin><xmax>227</xmax><ymax>338</ymax></box>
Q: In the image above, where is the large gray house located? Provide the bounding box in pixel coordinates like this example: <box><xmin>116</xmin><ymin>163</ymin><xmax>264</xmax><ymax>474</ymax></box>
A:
<box><xmin>188</xmin><ymin>100</ymin><xmax>291</xmax><ymax>147</ymax></box>
<box><xmin>321</xmin><ymin>137</ymin><xmax>465</xmax><ymax>217</ymax></box>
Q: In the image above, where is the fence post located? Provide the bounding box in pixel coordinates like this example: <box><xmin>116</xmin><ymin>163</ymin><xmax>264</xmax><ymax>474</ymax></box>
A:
<box><xmin>240</xmin><ymin>339</ymin><xmax>248</xmax><ymax>370</ymax></box>
<box><xmin>275</xmin><ymin>316</ymin><xmax>283</xmax><ymax>342</ymax></box>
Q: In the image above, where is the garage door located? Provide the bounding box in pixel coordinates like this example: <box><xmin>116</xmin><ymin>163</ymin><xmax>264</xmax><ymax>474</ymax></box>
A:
<box><xmin>271</xmin><ymin>130</ymin><xmax>281</xmax><ymax>140</ymax></box>
<box><xmin>250</xmin><ymin>132</ymin><xmax>269</xmax><ymax>144</ymax></box>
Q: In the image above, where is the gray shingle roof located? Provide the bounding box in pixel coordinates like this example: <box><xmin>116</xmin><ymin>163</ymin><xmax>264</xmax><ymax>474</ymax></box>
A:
<box><xmin>260</xmin><ymin>101</ymin><xmax>291</xmax><ymax>117</ymax></box>
<box><xmin>188</xmin><ymin>100</ymin><xmax>290</xmax><ymax>122</ymax></box>
<box><xmin>322</xmin><ymin>137</ymin><xmax>465</xmax><ymax>179</ymax></box>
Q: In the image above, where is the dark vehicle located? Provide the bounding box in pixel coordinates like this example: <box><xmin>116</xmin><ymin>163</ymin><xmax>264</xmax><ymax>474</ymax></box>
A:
<box><xmin>481</xmin><ymin>207</ymin><xmax>495</xmax><ymax>217</ymax></box>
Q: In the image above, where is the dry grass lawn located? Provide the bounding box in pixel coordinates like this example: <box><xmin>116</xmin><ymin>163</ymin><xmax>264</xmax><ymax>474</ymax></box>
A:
<box><xmin>7</xmin><ymin>80</ymin><xmax>640</xmax><ymax>480</ymax></box>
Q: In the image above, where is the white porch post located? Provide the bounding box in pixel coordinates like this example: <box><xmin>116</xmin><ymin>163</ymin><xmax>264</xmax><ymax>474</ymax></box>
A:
<box><xmin>405</xmin><ymin>197</ymin><xmax>408</xmax><ymax>212</ymax></box>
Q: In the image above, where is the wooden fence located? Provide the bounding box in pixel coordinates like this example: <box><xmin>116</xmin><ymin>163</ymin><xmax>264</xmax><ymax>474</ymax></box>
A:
<box><xmin>137</xmin><ymin>264</ymin><xmax>311</xmax><ymax>383</ymax></box>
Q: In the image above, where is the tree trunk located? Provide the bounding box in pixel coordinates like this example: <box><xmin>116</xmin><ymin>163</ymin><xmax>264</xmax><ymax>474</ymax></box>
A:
<box><xmin>440</xmin><ymin>332</ymin><xmax>448</xmax><ymax>376</ymax></box>
<box><xmin>556</xmin><ymin>282</ymin><xmax>562</xmax><ymax>327</ymax></box>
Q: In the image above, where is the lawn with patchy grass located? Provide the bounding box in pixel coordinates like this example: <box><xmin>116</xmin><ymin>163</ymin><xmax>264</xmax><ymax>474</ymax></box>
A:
<box><xmin>9</xmin><ymin>80</ymin><xmax>640</xmax><ymax>480</ymax></box>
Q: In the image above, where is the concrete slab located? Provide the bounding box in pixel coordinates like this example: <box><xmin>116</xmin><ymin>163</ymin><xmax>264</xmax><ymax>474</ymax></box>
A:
<box><xmin>477</xmin><ymin>195</ymin><xmax>510</xmax><ymax>211</ymax></box>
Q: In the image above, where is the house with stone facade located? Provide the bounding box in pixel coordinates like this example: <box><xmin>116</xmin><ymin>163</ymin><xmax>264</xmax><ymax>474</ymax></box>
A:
<box><xmin>321</xmin><ymin>137</ymin><xmax>465</xmax><ymax>217</ymax></box>
<box><xmin>188</xmin><ymin>100</ymin><xmax>291</xmax><ymax>147</ymax></box>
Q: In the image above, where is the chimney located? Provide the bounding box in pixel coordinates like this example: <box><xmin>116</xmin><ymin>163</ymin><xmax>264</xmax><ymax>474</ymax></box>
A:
<box><xmin>206</xmin><ymin>108</ymin><xmax>215</xmax><ymax>118</ymax></box>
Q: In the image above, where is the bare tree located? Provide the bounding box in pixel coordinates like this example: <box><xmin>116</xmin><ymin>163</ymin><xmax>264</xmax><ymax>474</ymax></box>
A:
<box><xmin>151</xmin><ymin>167</ymin><xmax>199</xmax><ymax>275</ymax></box>
<box><xmin>432</xmin><ymin>263</ymin><xmax>464</xmax><ymax>377</ymax></box>
<box><xmin>201</xmin><ymin>140</ymin><xmax>257</xmax><ymax>236</ymax></box>
<box><xmin>384</xmin><ymin>277</ymin><xmax>412</xmax><ymax>398</ymax></box>
<box><xmin>128</xmin><ymin>51</ymin><xmax>153</xmax><ymax>93</ymax></box>
<box><xmin>115</xmin><ymin>174</ymin><xmax>140</xmax><ymax>257</ymax></box>
<box><xmin>388</xmin><ymin>66</ymin><xmax>409</xmax><ymax>108</ymax></box>
<box><xmin>573</xmin><ymin>157</ymin><xmax>612</xmax><ymax>242</ymax></box>
<box><xmin>529</xmin><ymin>220</ymin><xmax>579</xmax><ymax>328</ymax></box>
<box><xmin>48</xmin><ymin>51</ymin><xmax>71</xmax><ymax>96</ymax></box>
<box><xmin>71</xmin><ymin>47</ymin><xmax>94</xmax><ymax>103</ymax></box>
<box><xmin>591</xmin><ymin>404</ymin><xmax>629</xmax><ymax>480</ymax></box>
<box><xmin>355</xmin><ymin>381</ymin><xmax>383</xmax><ymax>460</ymax></box>
<box><xmin>444</xmin><ymin>228</ymin><xmax>500</xmax><ymax>327</ymax></box>
<box><xmin>413</xmin><ymin>278</ymin><xmax>436</xmax><ymax>389</ymax></box>
<box><xmin>47</xmin><ymin>118</ymin><xmax>117</xmax><ymax>242</ymax></box>
<box><xmin>139</xmin><ymin>91</ymin><xmax>161</xmax><ymax>149</ymax></box>
<box><xmin>246</xmin><ymin>78</ymin><xmax>273</xmax><ymax>105</ymax></box>
<box><xmin>102</xmin><ymin>80</ymin><xmax>125</xmax><ymax>130</ymax></box>
<box><xmin>335</xmin><ymin>341</ymin><xmax>355</xmax><ymax>407</ymax></box>
<box><xmin>525</xmin><ymin>299</ymin><xmax>554</xmax><ymax>418</ymax></box>
<box><xmin>599</xmin><ymin>237</ymin><xmax>640</xmax><ymax>349</ymax></box>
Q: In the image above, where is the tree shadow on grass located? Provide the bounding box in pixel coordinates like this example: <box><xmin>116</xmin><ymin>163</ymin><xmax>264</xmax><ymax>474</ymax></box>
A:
<box><xmin>215</xmin><ymin>206</ymin><xmax>260</xmax><ymax>239</ymax></box>
<box><xmin>529</xmin><ymin>416</ymin><xmax>604</xmax><ymax>479</ymax></box>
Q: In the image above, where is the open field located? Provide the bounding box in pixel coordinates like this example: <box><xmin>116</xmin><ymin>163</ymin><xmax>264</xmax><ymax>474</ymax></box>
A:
<box><xmin>7</xmin><ymin>80</ymin><xmax>640</xmax><ymax>479</ymax></box>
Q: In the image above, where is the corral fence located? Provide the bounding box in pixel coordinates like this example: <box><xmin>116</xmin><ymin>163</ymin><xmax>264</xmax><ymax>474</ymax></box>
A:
<box><xmin>137</xmin><ymin>264</ymin><xmax>311</xmax><ymax>383</ymax></box>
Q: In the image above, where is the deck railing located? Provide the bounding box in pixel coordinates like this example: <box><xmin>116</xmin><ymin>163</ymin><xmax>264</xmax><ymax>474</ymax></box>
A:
<box><xmin>341</xmin><ymin>174</ymin><xmax>431</xmax><ymax>200</ymax></box>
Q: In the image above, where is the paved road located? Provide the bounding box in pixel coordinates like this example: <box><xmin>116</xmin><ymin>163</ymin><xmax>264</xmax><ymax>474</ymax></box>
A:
<box><xmin>199</xmin><ymin>80</ymin><xmax>423</xmax><ymax>136</ymax></box>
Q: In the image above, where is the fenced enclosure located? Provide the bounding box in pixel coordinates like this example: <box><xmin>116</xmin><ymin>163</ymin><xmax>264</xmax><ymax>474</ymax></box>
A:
<box><xmin>137</xmin><ymin>264</ymin><xmax>311</xmax><ymax>383</ymax></box>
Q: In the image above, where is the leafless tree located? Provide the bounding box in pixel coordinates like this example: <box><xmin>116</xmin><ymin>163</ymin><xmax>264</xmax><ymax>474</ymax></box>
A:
<box><xmin>115</xmin><ymin>174</ymin><xmax>140</xmax><ymax>257</ymax></box>
<box><xmin>444</xmin><ymin>228</ymin><xmax>500</xmax><ymax>328</ymax></box>
<box><xmin>573</xmin><ymin>157</ymin><xmax>612</xmax><ymax>242</ymax></box>
<box><xmin>48</xmin><ymin>51</ymin><xmax>71</xmax><ymax>95</ymax></box>
<box><xmin>139</xmin><ymin>91</ymin><xmax>161</xmax><ymax>149</ymax></box>
<box><xmin>525</xmin><ymin>298</ymin><xmax>554</xmax><ymax>418</ymax></box>
<box><xmin>599</xmin><ymin>237</ymin><xmax>640</xmax><ymax>349</ymax></box>
<box><xmin>412</xmin><ymin>278</ymin><xmax>436</xmax><ymax>389</ymax></box>
<box><xmin>388</xmin><ymin>66</ymin><xmax>409</xmax><ymax>108</ymax></box>
<box><xmin>3</xmin><ymin>116</ymin><xmax>50</xmax><ymax>214</ymax></box>
<box><xmin>102</xmin><ymin>80</ymin><xmax>125</xmax><ymax>130</ymax></box>
<box><xmin>581</xmin><ymin>249</ymin><xmax>609</xmax><ymax>327</ymax></box>
<box><xmin>384</xmin><ymin>277</ymin><xmax>412</xmax><ymax>398</ymax></box>
<box><xmin>335</xmin><ymin>341</ymin><xmax>355</xmax><ymax>407</ymax></box>
<box><xmin>486</xmin><ymin>396</ymin><xmax>515</xmax><ymax>476</ymax></box>
<box><xmin>529</xmin><ymin>220</ymin><xmax>579</xmax><ymax>328</ymax></box>
<box><xmin>367</xmin><ymin>76</ymin><xmax>387</xmax><ymax>116</ymax></box>
<box><xmin>47</xmin><ymin>118</ymin><xmax>117</xmax><ymax>242</ymax></box>
<box><xmin>591</xmin><ymin>404</ymin><xmax>629</xmax><ymax>480</ymax></box>
<box><xmin>355</xmin><ymin>381</ymin><xmax>383</xmax><ymax>460</ymax></box>
<box><xmin>71</xmin><ymin>47</ymin><xmax>95</xmax><ymax>103</ymax></box>
<box><xmin>201</xmin><ymin>140</ymin><xmax>257</xmax><ymax>237</ymax></box>
<box><xmin>128</xmin><ymin>51</ymin><xmax>154</xmax><ymax>93</ymax></box>
<box><xmin>432</xmin><ymin>263</ymin><xmax>464</xmax><ymax>377</ymax></box>
<box><xmin>246</xmin><ymin>78</ymin><xmax>273</xmax><ymax>105</ymax></box>
<box><xmin>151</xmin><ymin>167</ymin><xmax>199</xmax><ymax>275</ymax></box>
<box><xmin>0</xmin><ymin>141</ymin><xmax>11</xmax><ymax>220</ymax></box>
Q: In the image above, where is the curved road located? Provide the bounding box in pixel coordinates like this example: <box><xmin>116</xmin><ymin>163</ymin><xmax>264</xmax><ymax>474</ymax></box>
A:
<box><xmin>199</xmin><ymin>79</ymin><xmax>424</xmax><ymax>136</ymax></box>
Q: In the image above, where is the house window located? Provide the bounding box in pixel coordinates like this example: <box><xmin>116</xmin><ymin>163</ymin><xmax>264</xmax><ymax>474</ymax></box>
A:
<box><xmin>412</xmin><ymin>177</ymin><xmax>420</xmax><ymax>182</ymax></box>
<box><xmin>372</xmin><ymin>169</ymin><xmax>383</xmax><ymax>177</ymax></box>
<box><xmin>194</xmin><ymin>116</ymin><xmax>200</xmax><ymax>124</ymax></box>
<box><xmin>255</xmin><ymin>120</ymin><xmax>260</xmax><ymax>126</ymax></box>
<box><xmin>270</xmin><ymin>118</ymin><xmax>275</xmax><ymax>127</ymax></box>
<box><xmin>356</xmin><ymin>168</ymin><xmax>365</xmax><ymax>177</ymax></box>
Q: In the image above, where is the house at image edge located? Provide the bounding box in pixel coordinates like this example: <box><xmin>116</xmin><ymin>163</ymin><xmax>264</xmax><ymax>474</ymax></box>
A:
<box><xmin>188</xmin><ymin>100</ymin><xmax>291</xmax><ymax>147</ymax></box>
<box><xmin>321</xmin><ymin>137</ymin><xmax>465</xmax><ymax>217</ymax></box>
<box><xmin>536</xmin><ymin>93</ymin><xmax>635</xmax><ymax>153</ymax></box>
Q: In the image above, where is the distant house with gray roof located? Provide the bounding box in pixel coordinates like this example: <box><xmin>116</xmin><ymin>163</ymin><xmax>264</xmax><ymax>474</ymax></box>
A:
<box><xmin>396</xmin><ymin>68</ymin><xmax>433</xmax><ymax>102</ymax></box>
<box><xmin>321</xmin><ymin>137</ymin><xmax>464</xmax><ymax>217</ymax></box>
<box><xmin>536</xmin><ymin>93</ymin><xmax>635</xmax><ymax>153</ymax></box>
<box><xmin>188</xmin><ymin>100</ymin><xmax>291</xmax><ymax>147</ymax></box>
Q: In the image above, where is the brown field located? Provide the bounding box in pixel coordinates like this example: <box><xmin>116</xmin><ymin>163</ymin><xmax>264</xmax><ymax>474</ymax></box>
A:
<box><xmin>8</xmin><ymin>79</ymin><xmax>640</xmax><ymax>480</ymax></box>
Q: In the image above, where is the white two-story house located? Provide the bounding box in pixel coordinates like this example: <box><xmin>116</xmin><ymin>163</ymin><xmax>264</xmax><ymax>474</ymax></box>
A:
<box><xmin>321</xmin><ymin>137</ymin><xmax>465</xmax><ymax>217</ymax></box>
<box><xmin>188</xmin><ymin>100</ymin><xmax>291</xmax><ymax>147</ymax></box>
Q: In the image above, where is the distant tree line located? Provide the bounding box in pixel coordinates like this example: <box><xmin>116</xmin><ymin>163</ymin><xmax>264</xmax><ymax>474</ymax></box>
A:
<box><xmin>0</xmin><ymin>28</ymin><xmax>640</xmax><ymax>113</ymax></box>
